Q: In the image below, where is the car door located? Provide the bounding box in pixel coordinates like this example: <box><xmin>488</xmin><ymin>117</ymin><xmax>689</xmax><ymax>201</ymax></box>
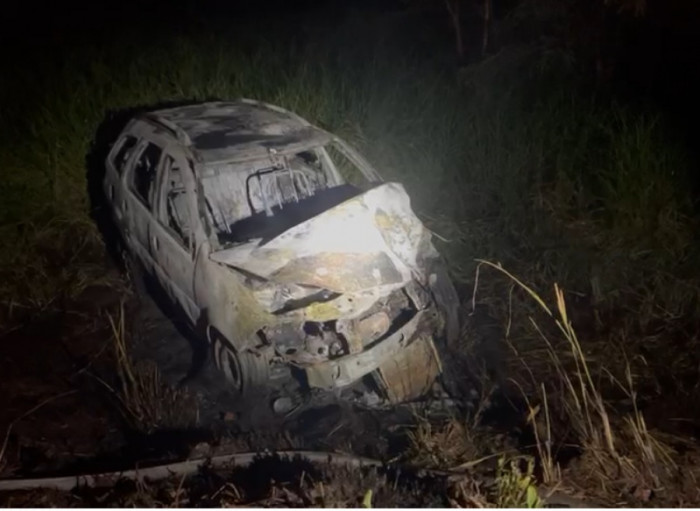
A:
<box><xmin>105</xmin><ymin>133</ymin><xmax>139</xmax><ymax>227</ymax></box>
<box><xmin>150</xmin><ymin>148</ymin><xmax>200</xmax><ymax>324</ymax></box>
<box><xmin>123</xmin><ymin>138</ymin><xmax>164</xmax><ymax>273</ymax></box>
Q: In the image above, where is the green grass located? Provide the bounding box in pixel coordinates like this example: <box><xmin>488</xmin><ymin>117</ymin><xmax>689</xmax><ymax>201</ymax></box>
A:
<box><xmin>0</xmin><ymin>21</ymin><xmax>697</xmax><ymax>333</ymax></box>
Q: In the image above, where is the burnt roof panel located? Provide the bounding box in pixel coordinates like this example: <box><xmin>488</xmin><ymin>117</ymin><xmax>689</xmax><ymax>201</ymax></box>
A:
<box><xmin>148</xmin><ymin>100</ymin><xmax>331</xmax><ymax>164</ymax></box>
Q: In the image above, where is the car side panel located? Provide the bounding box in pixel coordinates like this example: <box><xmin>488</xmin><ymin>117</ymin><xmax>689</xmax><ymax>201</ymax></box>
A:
<box><xmin>105</xmin><ymin>129</ymin><xmax>138</xmax><ymax>237</ymax></box>
<box><xmin>122</xmin><ymin>146</ymin><xmax>157</xmax><ymax>273</ymax></box>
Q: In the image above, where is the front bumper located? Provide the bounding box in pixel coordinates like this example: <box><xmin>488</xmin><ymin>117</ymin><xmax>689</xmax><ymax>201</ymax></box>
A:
<box><xmin>304</xmin><ymin>309</ymin><xmax>442</xmax><ymax>402</ymax></box>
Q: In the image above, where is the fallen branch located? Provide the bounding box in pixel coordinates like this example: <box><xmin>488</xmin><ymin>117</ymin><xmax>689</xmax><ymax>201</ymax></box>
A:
<box><xmin>0</xmin><ymin>450</ymin><xmax>382</xmax><ymax>492</ymax></box>
<box><xmin>0</xmin><ymin>448</ymin><xmax>597</xmax><ymax>507</ymax></box>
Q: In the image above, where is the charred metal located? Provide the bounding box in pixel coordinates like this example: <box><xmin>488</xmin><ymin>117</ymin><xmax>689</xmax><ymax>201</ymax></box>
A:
<box><xmin>103</xmin><ymin>99</ymin><xmax>459</xmax><ymax>407</ymax></box>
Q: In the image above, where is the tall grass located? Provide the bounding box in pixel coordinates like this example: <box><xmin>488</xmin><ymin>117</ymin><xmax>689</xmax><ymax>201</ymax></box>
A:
<box><xmin>476</xmin><ymin>261</ymin><xmax>678</xmax><ymax>498</ymax></box>
<box><xmin>0</xmin><ymin>19</ymin><xmax>697</xmax><ymax>327</ymax></box>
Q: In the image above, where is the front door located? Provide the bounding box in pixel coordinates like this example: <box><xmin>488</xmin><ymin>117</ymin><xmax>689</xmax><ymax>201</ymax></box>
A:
<box><xmin>150</xmin><ymin>150</ymin><xmax>199</xmax><ymax>323</ymax></box>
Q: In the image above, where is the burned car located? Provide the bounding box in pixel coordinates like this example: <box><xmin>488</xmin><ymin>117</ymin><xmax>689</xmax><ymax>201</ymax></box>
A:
<box><xmin>103</xmin><ymin>99</ymin><xmax>458</xmax><ymax>405</ymax></box>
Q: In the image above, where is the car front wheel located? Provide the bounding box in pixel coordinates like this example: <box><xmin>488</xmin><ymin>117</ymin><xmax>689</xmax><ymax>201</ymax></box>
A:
<box><xmin>209</xmin><ymin>328</ymin><xmax>270</xmax><ymax>395</ymax></box>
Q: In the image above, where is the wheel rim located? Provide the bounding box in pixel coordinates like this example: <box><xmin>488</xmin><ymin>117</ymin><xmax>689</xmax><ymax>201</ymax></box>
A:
<box><xmin>209</xmin><ymin>328</ymin><xmax>270</xmax><ymax>395</ymax></box>
<box><xmin>222</xmin><ymin>347</ymin><xmax>243</xmax><ymax>391</ymax></box>
<box><xmin>214</xmin><ymin>339</ymin><xmax>243</xmax><ymax>392</ymax></box>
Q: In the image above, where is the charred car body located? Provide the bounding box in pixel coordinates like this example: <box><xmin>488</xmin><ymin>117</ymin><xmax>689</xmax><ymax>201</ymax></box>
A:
<box><xmin>103</xmin><ymin>99</ymin><xmax>458</xmax><ymax>405</ymax></box>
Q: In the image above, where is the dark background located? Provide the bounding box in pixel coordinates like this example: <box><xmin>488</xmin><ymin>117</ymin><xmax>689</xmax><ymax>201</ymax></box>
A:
<box><xmin>3</xmin><ymin>0</ymin><xmax>698</xmax><ymax>166</ymax></box>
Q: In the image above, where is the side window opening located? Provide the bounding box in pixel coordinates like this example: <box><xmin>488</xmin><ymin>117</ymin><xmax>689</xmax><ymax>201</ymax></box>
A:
<box><xmin>163</xmin><ymin>155</ymin><xmax>192</xmax><ymax>250</ymax></box>
<box><xmin>111</xmin><ymin>135</ymin><xmax>138</xmax><ymax>175</ymax></box>
<box><xmin>131</xmin><ymin>142</ymin><xmax>163</xmax><ymax>209</ymax></box>
<box><xmin>323</xmin><ymin>142</ymin><xmax>373</xmax><ymax>189</ymax></box>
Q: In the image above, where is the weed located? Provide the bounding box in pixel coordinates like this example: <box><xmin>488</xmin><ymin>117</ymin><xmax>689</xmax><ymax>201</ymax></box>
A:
<box><xmin>494</xmin><ymin>456</ymin><xmax>543</xmax><ymax>508</ymax></box>
<box><xmin>405</xmin><ymin>416</ymin><xmax>482</xmax><ymax>470</ymax></box>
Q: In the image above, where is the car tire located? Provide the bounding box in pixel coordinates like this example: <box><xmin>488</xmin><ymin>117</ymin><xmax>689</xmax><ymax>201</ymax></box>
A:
<box><xmin>209</xmin><ymin>329</ymin><xmax>270</xmax><ymax>395</ymax></box>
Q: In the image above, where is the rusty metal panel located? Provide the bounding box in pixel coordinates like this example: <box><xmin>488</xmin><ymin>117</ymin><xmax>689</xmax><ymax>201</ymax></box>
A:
<box><xmin>304</xmin><ymin>311</ymin><xmax>425</xmax><ymax>389</ymax></box>
<box><xmin>375</xmin><ymin>335</ymin><xmax>442</xmax><ymax>403</ymax></box>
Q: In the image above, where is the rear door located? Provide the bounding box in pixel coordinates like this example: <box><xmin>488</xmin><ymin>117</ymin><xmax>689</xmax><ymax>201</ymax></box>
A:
<box><xmin>105</xmin><ymin>133</ymin><xmax>139</xmax><ymax>227</ymax></box>
<box><xmin>123</xmin><ymin>138</ymin><xmax>164</xmax><ymax>273</ymax></box>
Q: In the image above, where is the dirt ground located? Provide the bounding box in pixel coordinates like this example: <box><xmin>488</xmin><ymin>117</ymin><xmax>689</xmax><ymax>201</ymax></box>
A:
<box><xmin>5</xmin><ymin>265</ymin><xmax>700</xmax><ymax>507</ymax></box>
<box><xmin>0</xmin><ymin>268</ymin><xmax>481</xmax><ymax>506</ymax></box>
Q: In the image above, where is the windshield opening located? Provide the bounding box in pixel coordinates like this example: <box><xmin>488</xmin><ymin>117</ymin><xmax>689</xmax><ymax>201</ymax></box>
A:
<box><xmin>200</xmin><ymin>142</ymin><xmax>377</xmax><ymax>247</ymax></box>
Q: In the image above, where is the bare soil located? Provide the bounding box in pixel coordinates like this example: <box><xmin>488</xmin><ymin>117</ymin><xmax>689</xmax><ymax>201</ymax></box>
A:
<box><xmin>5</xmin><ymin>267</ymin><xmax>700</xmax><ymax>507</ymax></box>
<box><xmin>0</xmin><ymin>270</ymin><xmax>478</xmax><ymax>507</ymax></box>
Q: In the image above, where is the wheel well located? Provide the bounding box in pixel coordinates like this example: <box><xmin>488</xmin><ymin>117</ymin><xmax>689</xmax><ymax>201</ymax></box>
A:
<box><xmin>206</xmin><ymin>325</ymin><xmax>230</xmax><ymax>347</ymax></box>
<box><xmin>206</xmin><ymin>325</ymin><xmax>246</xmax><ymax>354</ymax></box>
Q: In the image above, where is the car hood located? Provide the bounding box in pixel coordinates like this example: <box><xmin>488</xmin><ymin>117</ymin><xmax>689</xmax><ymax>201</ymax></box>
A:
<box><xmin>209</xmin><ymin>182</ymin><xmax>437</xmax><ymax>294</ymax></box>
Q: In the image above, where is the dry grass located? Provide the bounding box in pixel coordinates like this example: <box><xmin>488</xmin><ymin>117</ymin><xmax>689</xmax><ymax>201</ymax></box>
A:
<box><xmin>105</xmin><ymin>303</ymin><xmax>199</xmax><ymax>434</ymax></box>
<box><xmin>404</xmin><ymin>416</ymin><xmax>482</xmax><ymax>470</ymax></box>
<box><xmin>477</xmin><ymin>260</ymin><xmax>679</xmax><ymax>501</ymax></box>
<box><xmin>446</xmin><ymin>476</ymin><xmax>490</xmax><ymax>508</ymax></box>
<box><xmin>0</xmin><ymin>461</ymin><xmax>447</xmax><ymax>508</ymax></box>
<box><xmin>402</xmin><ymin>415</ymin><xmax>550</xmax><ymax>507</ymax></box>
<box><xmin>518</xmin><ymin>383</ymin><xmax>560</xmax><ymax>485</ymax></box>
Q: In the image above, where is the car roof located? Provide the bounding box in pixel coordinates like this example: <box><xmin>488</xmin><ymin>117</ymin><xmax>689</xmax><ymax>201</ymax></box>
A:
<box><xmin>143</xmin><ymin>99</ymin><xmax>333</xmax><ymax>165</ymax></box>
